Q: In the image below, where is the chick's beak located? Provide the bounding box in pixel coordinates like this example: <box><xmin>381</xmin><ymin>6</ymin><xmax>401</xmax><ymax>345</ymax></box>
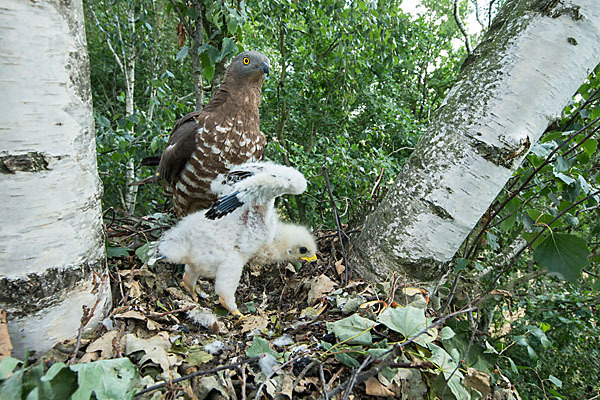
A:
<box><xmin>301</xmin><ymin>254</ymin><xmax>317</xmax><ymax>262</ymax></box>
<box><xmin>260</xmin><ymin>61</ymin><xmax>270</xmax><ymax>76</ymax></box>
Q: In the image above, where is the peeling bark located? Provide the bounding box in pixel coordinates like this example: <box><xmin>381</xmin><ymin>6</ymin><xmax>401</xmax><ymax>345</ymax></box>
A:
<box><xmin>0</xmin><ymin>0</ymin><xmax>111</xmax><ymax>358</ymax></box>
<box><xmin>350</xmin><ymin>0</ymin><xmax>600</xmax><ymax>284</ymax></box>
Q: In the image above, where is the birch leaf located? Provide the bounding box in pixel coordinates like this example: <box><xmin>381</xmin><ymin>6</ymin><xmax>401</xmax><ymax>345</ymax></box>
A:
<box><xmin>326</xmin><ymin>314</ymin><xmax>376</xmax><ymax>345</ymax></box>
<box><xmin>533</xmin><ymin>233</ymin><xmax>589</xmax><ymax>281</ymax></box>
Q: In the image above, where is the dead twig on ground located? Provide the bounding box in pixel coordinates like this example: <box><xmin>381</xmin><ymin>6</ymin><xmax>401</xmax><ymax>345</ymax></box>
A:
<box><xmin>68</xmin><ymin>272</ymin><xmax>108</xmax><ymax>365</ymax></box>
<box><xmin>134</xmin><ymin>356</ymin><xmax>261</xmax><ymax>397</ymax></box>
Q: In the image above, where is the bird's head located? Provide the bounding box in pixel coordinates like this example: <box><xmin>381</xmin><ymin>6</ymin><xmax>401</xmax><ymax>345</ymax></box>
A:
<box><xmin>277</xmin><ymin>223</ymin><xmax>318</xmax><ymax>263</ymax></box>
<box><xmin>228</xmin><ymin>51</ymin><xmax>270</xmax><ymax>84</ymax></box>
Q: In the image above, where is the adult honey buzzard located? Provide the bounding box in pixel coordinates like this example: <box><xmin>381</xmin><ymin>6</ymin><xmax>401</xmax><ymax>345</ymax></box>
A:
<box><xmin>153</xmin><ymin>51</ymin><xmax>270</xmax><ymax>217</ymax></box>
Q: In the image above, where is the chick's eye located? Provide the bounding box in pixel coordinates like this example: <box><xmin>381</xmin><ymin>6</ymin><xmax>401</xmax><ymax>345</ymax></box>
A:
<box><xmin>243</xmin><ymin>57</ymin><xmax>250</xmax><ymax>65</ymax></box>
<box><xmin>299</xmin><ymin>247</ymin><xmax>307</xmax><ymax>254</ymax></box>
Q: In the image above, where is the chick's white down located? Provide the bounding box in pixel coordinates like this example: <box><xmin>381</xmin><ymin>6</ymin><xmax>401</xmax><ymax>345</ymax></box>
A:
<box><xmin>250</xmin><ymin>222</ymin><xmax>317</xmax><ymax>265</ymax></box>
<box><xmin>158</xmin><ymin>162</ymin><xmax>308</xmax><ymax>316</ymax></box>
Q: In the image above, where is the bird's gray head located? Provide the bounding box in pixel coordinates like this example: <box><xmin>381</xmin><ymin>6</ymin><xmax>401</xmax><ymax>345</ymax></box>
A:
<box><xmin>228</xmin><ymin>51</ymin><xmax>270</xmax><ymax>84</ymax></box>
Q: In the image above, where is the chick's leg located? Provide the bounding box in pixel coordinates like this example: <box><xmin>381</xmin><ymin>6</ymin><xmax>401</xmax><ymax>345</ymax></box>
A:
<box><xmin>181</xmin><ymin>264</ymin><xmax>201</xmax><ymax>301</ymax></box>
<box><xmin>214</xmin><ymin>257</ymin><xmax>244</xmax><ymax>317</ymax></box>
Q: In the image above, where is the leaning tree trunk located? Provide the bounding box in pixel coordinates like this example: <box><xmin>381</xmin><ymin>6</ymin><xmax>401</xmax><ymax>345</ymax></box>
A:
<box><xmin>0</xmin><ymin>0</ymin><xmax>111</xmax><ymax>359</ymax></box>
<box><xmin>350</xmin><ymin>0</ymin><xmax>600</xmax><ymax>284</ymax></box>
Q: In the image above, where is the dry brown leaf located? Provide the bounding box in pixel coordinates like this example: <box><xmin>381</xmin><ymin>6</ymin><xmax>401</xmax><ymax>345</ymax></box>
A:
<box><xmin>81</xmin><ymin>330</ymin><xmax>121</xmax><ymax>362</ymax></box>
<box><xmin>307</xmin><ymin>274</ymin><xmax>336</xmax><ymax>305</ymax></box>
<box><xmin>300</xmin><ymin>304</ymin><xmax>327</xmax><ymax>319</ymax></box>
<box><xmin>0</xmin><ymin>309</ymin><xmax>12</xmax><ymax>360</ymax></box>
<box><xmin>125</xmin><ymin>332</ymin><xmax>172</xmax><ymax>375</ymax></box>
<box><xmin>334</xmin><ymin>259</ymin><xmax>345</xmax><ymax>276</ymax></box>
<box><xmin>124</xmin><ymin>280</ymin><xmax>142</xmax><ymax>298</ymax></box>
<box><xmin>465</xmin><ymin>367</ymin><xmax>491</xmax><ymax>398</ymax></box>
<box><xmin>240</xmin><ymin>313</ymin><xmax>269</xmax><ymax>334</ymax></box>
<box><xmin>295</xmin><ymin>377</ymin><xmax>319</xmax><ymax>393</ymax></box>
<box><xmin>277</xmin><ymin>373</ymin><xmax>294</xmax><ymax>399</ymax></box>
<box><xmin>114</xmin><ymin>310</ymin><xmax>146</xmax><ymax>321</ymax></box>
<box><xmin>490</xmin><ymin>289</ymin><xmax>512</xmax><ymax>297</ymax></box>
<box><xmin>364</xmin><ymin>376</ymin><xmax>394</xmax><ymax>397</ymax></box>
<box><xmin>285</xmin><ymin>263</ymin><xmax>296</xmax><ymax>274</ymax></box>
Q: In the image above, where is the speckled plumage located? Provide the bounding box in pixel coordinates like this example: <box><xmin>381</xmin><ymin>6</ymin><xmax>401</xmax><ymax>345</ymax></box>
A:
<box><xmin>157</xmin><ymin>162</ymin><xmax>307</xmax><ymax>315</ymax></box>
<box><xmin>155</xmin><ymin>51</ymin><xmax>270</xmax><ymax>217</ymax></box>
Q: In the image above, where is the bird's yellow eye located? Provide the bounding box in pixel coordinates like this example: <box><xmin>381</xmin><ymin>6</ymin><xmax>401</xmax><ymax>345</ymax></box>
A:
<box><xmin>243</xmin><ymin>57</ymin><xmax>250</xmax><ymax>65</ymax></box>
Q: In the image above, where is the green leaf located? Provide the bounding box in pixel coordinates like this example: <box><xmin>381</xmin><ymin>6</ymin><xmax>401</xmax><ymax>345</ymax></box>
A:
<box><xmin>533</xmin><ymin>233</ymin><xmax>589</xmax><ymax>281</ymax></box>
<box><xmin>541</xmin><ymin>130</ymin><xmax>562</xmax><ymax>143</ymax></box>
<box><xmin>454</xmin><ymin>258</ymin><xmax>469</xmax><ymax>272</ymax></box>
<box><xmin>38</xmin><ymin>363</ymin><xmax>78</xmax><ymax>400</ymax></box>
<box><xmin>428</xmin><ymin>343</ymin><xmax>461</xmax><ymax>379</ymax></box>
<box><xmin>186</xmin><ymin>349</ymin><xmax>214</xmax><ymax>366</ymax></box>
<box><xmin>554</xmin><ymin>155</ymin><xmax>571</xmax><ymax>173</ymax></box>
<box><xmin>554</xmin><ymin>172</ymin><xmax>575</xmax><ymax>185</ymax></box>
<box><xmin>441</xmin><ymin>326</ymin><xmax>455</xmax><ymax>341</ymax></box>
<box><xmin>582</xmin><ymin>138</ymin><xmax>598</xmax><ymax>156</ymax></box>
<box><xmin>106</xmin><ymin>246</ymin><xmax>130</xmax><ymax>258</ymax></box>
<box><xmin>593</xmin><ymin>278</ymin><xmax>600</xmax><ymax>292</ymax></box>
<box><xmin>135</xmin><ymin>242</ymin><xmax>154</xmax><ymax>264</ymax></box>
<box><xmin>175</xmin><ymin>45</ymin><xmax>189</xmax><ymax>62</ymax></box>
<box><xmin>548</xmin><ymin>374</ymin><xmax>562</xmax><ymax>388</ymax></box>
<box><xmin>70</xmin><ymin>358</ymin><xmax>139</xmax><ymax>400</ymax></box>
<box><xmin>377</xmin><ymin>306</ymin><xmax>434</xmax><ymax>345</ymax></box>
<box><xmin>326</xmin><ymin>314</ymin><xmax>376</xmax><ymax>345</ymax></box>
<box><xmin>217</xmin><ymin>38</ymin><xmax>237</xmax><ymax>62</ymax></box>
<box><xmin>245</xmin><ymin>337</ymin><xmax>282</xmax><ymax>360</ymax></box>
<box><xmin>0</xmin><ymin>357</ymin><xmax>21</xmax><ymax>380</ymax></box>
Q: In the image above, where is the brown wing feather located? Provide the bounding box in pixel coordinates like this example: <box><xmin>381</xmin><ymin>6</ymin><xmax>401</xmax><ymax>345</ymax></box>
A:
<box><xmin>155</xmin><ymin>112</ymin><xmax>206</xmax><ymax>184</ymax></box>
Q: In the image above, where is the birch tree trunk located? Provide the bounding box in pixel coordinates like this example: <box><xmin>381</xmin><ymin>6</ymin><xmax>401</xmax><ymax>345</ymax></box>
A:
<box><xmin>0</xmin><ymin>0</ymin><xmax>111</xmax><ymax>359</ymax></box>
<box><xmin>123</xmin><ymin>6</ymin><xmax>138</xmax><ymax>214</ymax></box>
<box><xmin>350</xmin><ymin>0</ymin><xmax>600</xmax><ymax>284</ymax></box>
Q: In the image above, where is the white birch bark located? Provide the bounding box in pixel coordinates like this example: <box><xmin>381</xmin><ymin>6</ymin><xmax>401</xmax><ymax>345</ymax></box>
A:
<box><xmin>123</xmin><ymin>6</ymin><xmax>138</xmax><ymax>214</ymax></box>
<box><xmin>350</xmin><ymin>0</ymin><xmax>600</xmax><ymax>283</ymax></box>
<box><xmin>0</xmin><ymin>0</ymin><xmax>111</xmax><ymax>358</ymax></box>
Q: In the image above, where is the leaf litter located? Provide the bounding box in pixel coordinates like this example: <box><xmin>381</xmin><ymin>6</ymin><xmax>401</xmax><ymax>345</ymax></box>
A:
<box><xmin>0</xmin><ymin>210</ymin><xmax>515</xmax><ymax>399</ymax></box>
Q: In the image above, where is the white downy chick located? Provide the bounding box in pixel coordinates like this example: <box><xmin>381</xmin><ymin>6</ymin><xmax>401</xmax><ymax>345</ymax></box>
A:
<box><xmin>158</xmin><ymin>161</ymin><xmax>306</xmax><ymax>317</ymax></box>
<box><xmin>251</xmin><ymin>221</ymin><xmax>317</xmax><ymax>265</ymax></box>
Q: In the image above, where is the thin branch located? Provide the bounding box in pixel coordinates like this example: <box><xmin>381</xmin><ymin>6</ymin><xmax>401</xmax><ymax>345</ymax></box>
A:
<box><xmin>90</xmin><ymin>9</ymin><xmax>125</xmax><ymax>74</ymax></box>
<box><xmin>168</xmin><ymin>0</ymin><xmax>193</xmax><ymax>37</ymax></box>
<box><xmin>68</xmin><ymin>273</ymin><xmax>108</xmax><ymax>365</ymax></box>
<box><xmin>134</xmin><ymin>356</ymin><xmax>261</xmax><ymax>397</ymax></box>
<box><xmin>453</xmin><ymin>0</ymin><xmax>472</xmax><ymax>55</ymax></box>
<box><xmin>322</xmin><ymin>166</ymin><xmax>351</xmax><ymax>284</ymax></box>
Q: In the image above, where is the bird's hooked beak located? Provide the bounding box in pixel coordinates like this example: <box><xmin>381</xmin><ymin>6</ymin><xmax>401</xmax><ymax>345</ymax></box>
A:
<box><xmin>260</xmin><ymin>61</ymin><xmax>270</xmax><ymax>77</ymax></box>
<box><xmin>301</xmin><ymin>254</ymin><xmax>317</xmax><ymax>262</ymax></box>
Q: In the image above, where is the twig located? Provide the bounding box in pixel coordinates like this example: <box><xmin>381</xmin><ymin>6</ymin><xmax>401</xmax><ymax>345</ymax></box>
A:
<box><xmin>68</xmin><ymin>272</ymin><xmax>108</xmax><ymax>365</ymax></box>
<box><xmin>239</xmin><ymin>364</ymin><xmax>247</xmax><ymax>400</ymax></box>
<box><xmin>134</xmin><ymin>356</ymin><xmax>261</xmax><ymax>397</ymax></box>
<box><xmin>319</xmin><ymin>364</ymin><xmax>329</xmax><ymax>400</ymax></box>
<box><xmin>146</xmin><ymin>305</ymin><xmax>197</xmax><ymax>319</ymax></box>
<box><xmin>453</xmin><ymin>0</ymin><xmax>472</xmax><ymax>55</ymax></box>
<box><xmin>316</xmin><ymin>229</ymin><xmax>360</xmax><ymax>241</ymax></box>
<box><xmin>370</xmin><ymin>167</ymin><xmax>385</xmax><ymax>198</ymax></box>
<box><xmin>322</xmin><ymin>165</ymin><xmax>350</xmax><ymax>284</ymax></box>
<box><xmin>342</xmin><ymin>356</ymin><xmax>372</xmax><ymax>400</ymax></box>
